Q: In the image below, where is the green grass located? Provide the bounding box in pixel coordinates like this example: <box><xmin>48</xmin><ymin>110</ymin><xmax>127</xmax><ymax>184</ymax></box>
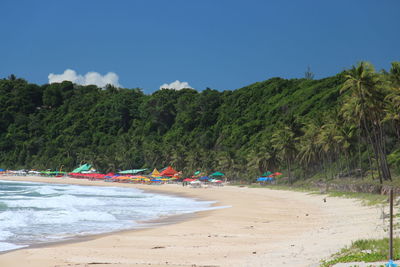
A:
<box><xmin>247</xmin><ymin>183</ymin><xmax>318</xmax><ymax>192</ymax></box>
<box><xmin>246</xmin><ymin>183</ymin><xmax>388</xmax><ymax>206</ymax></box>
<box><xmin>320</xmin><ymin>238</ymin><xmax>400</xmax><ymax>267</ymax></box>
<box><xmin>324</xmin><ymin>191</ymin><xmax>388</xmax><ymax>206</ymax></box>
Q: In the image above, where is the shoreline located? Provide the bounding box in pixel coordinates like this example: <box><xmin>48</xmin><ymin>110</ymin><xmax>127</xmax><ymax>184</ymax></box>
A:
<box><xmin>0</xmin><ymin>175</ymin><xmax>386</xmax><ymax>267</ymax></box>
<box><xmin>0</xmin><ymin>176</ymin><xmax>220</xmax><ymax>254</ymax></box>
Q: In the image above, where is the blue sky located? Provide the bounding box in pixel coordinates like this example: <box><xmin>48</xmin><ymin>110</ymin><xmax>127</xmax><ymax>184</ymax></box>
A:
<box><xmin>1</xmin><ymin>0</ymin><xmax>399</xmax><ymax>93</ymax></box>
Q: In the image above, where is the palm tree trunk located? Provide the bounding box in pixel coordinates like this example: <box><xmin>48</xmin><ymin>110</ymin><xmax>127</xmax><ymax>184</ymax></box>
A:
<box><xmin>377</xmin><ymin>122</ymin><xmax>391</xmax><ymax>181</ymax></box>
<box><xmin>362</xmin><ymin>116</ymin><xmax>385</xmax><ymax>182</ymax></box>
<box><xmin>287</xmin><ymin>158</ymin><xmax>292</xmax><ymax>184</ymax></box>
<box><xmin>358</xmin><ymin>130</ymin><xmax>363</xmax><ymax>179</ymax></box>
<box><xmin>366</xmin><ymin>146</ymin><xmax>375</xmax><ymax>181</ymax></box>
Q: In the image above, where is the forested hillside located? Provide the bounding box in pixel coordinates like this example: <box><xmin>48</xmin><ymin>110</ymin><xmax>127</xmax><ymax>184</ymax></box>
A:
<box><xmin>1</xmin><ymin>62</ymin><xmax>399</xmax><ymax>183</ymax></box>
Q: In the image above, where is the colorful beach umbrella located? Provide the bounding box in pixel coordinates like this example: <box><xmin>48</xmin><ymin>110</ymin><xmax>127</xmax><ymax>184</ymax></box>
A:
<box><xmin>160</xmin><ymin>166</ymin><xmax>178</xmax><ymax>177</ymax></box>
<box><xmin>151</xmin><ymin>168</ymin><xmax>161</xmax><ymax>177</ymax></box>
<box><xmin>261</xmin><ymin>171</ymin><xmax>273</xmax><ymax>177</ymax></box>
<box><xmin>118</xmin><ymin>169</ymin><xmax>147</xmax><ymax>174</ymax></box>
<box><xmin>210</xmin><ymin>171</ymin><xmax>224</xmax><ymax>177</ymax></box>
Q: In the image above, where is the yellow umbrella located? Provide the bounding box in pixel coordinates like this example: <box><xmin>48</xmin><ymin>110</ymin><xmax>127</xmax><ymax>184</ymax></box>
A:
<box><xmin>151</xmin><ymin>168</ymin><xmax>161</xmax><ymax>177</ymax></box>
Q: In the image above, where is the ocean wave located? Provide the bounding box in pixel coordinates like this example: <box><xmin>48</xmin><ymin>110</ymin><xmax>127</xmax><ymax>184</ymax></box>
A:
<box><xmin>0</xmin><ymin>180</ymin><xmax>213</xmax><ymax>252</ymax></box>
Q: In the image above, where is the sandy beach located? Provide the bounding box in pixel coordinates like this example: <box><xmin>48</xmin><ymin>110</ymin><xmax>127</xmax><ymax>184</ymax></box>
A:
<box><xmin>0</xmin><ymin>176</ymin><xmax>386</xmax><ymax>267</ymax></box>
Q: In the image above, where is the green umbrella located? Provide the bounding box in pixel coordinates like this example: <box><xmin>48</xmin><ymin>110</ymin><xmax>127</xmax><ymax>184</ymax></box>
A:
<box><xmin>210</xmin><ymin>171</ymin><xmax>225</xmax><ymax>177</ymax></box>
<box><xmin>72</xmin><ymin>164</ymin><xmax>91</xmax><ymax>173</ymax></box>
<box><xmin>262</xmin><ymin>171</ymin><xmax>273</xmax><ymax>177</ymax></box>
<box><xmin>118</xmin><ymin>169</ymin><xmax>147</xmax><ymax>174</ymax></box>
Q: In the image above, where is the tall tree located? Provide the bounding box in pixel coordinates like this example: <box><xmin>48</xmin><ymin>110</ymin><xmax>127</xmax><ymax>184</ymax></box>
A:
<box><xmin>341</xmin><ymin>62</ymin><xmax>391</xmax><ymax>182</ymax></box>
<box><xmin>384</xmin><ymin>62</ymin><xmax>400</xmax><ymax>138</ymax></box>
<box><xmin>271</xmin><ymin>125</ymin><xmax>297</xmax><ymax>183</ymax></box>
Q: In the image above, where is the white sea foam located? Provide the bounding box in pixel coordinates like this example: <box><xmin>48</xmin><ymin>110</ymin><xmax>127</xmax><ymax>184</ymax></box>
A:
<box><xmin>0</xmin><ymin>180</ymin><xmax>214</xmax><ymax>251</ymax></box>
<box><xmin>4</xmin><ymin>194</ymin><xmax>105</xmax><ymax>209</ymax></box>
<box><xmin>36</xmin><ymin>186</ymin><xmax>60</xmax><ymax>195</ymax></box>
<box><xmin>0</xmin><ymin>242</ymin><xmax>26</xmax><ymax>252</ymax></box>
<box><xmin>0</xmin><ymin>230</ymin><xmax>13</xmax><ymax>240</ymax></box>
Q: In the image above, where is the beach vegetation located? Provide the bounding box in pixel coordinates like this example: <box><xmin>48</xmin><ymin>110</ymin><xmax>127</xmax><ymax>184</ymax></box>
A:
<box><xmin>320</xmin><ymin>238</ymin><xmax>400</xmax><ymax>267</ymax></box>
<box><xmin>1</xmin><ymin>61</ymin><xmax>400</xmax><ymax>187</ymax></box>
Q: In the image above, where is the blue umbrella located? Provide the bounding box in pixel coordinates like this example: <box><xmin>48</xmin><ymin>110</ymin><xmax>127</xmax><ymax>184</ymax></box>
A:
<box><xmin>257</xmin><ymin>177</ymin><xmax>268</xmax><ymax>181</ymax></box>
<box><xmin>199</xmin><ymin>176</ymin><xmax>209</xmax><ymax>180</ymax></box>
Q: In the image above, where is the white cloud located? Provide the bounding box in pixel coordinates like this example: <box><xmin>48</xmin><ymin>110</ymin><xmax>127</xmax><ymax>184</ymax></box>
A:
<box><xmin>159</xmin><ymin>80</ymin><xmax>193</xmax><ymax>90</ymax></box>
<box><xmin>48</xmin><ymin>69</ymin><xmax>121</xmax><ymax>88</ymax></box>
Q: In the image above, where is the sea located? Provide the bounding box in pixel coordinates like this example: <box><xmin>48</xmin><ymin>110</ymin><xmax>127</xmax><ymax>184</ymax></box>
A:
<box><xmin>0</xmin><ymin>180</ymin><xmax>215</xmax><ymax>252</ymax></box>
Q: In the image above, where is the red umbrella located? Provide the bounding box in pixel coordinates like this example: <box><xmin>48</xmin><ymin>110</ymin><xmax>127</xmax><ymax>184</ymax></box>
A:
<box><xmin>274</xmin><ymin>172</ymin><xmax>283</xmax><ymax>176</ymax></box>
<box><xmin>183</xmin><ymin>178</ymin><xmax>196</xmax><ymax>182</ymax></box>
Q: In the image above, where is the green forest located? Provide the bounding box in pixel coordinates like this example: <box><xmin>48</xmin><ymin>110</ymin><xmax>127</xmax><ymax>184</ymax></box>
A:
<box><xmin>1</xmin><ymin>61</ymin><xmax>399</xmax><ymax>184</ymax></box>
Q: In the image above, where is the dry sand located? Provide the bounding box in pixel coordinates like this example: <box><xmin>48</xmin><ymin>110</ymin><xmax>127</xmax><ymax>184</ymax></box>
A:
<box><xmin>0</xmin><ymin>176</ymin><xmax>388</xmax><ymax>267</ymax></box>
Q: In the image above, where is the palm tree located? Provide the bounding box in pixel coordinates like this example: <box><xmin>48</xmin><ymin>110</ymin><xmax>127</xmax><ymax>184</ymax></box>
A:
<box><xmin>247</xmin><ymin>142</ymin><xmax>280</xmax><ymax>175</ymax></box>
<box><xmin>297</xmin><ymin>120</ymin><xmax>322</xmax><ymax>170</ymax></box>
<box><xmin>317</xmin><ymin>119</ymin><xmax>340</xmax><ymax>179</ymax></box>
<box><xmin>389</xmin><ymin>62</ymin><xmax>400</xmax><ymax>88</ymax></box>
<box><xmin>185</xmin><ymin>149</ymin><xmax>200</xmax><ymax>174</ymax></box>
<box><xmin>271</xmin><ymin>125</ymin><xmax>297</xmax><ymax>183</ymax></box>
<box><xmin>384</xmin><ymin>62</ymin><xmax>400</xmax><ymax>138</ymax></box>
<box><xmin>341</xmin><ymin>61</ymin><xmax>391</xmax><ymax>182</ymax></box>
<box><xmin>334</xmin><ymin>122</ymin><xmax>357</xmax><ymax>176</ymax></box>
<box><xmin>170</xmin><ymin>146</ymin><xmax>186</xmax><ymax>171</ymax></box>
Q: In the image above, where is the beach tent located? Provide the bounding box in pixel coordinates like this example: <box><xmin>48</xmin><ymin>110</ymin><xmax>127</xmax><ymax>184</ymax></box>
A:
<box><xmin>118</xmin><ymin>169</ymin><xmax>147</xmax><ymax>174</ymax></box>
<box><xmin>160</xmin><ymin>166</ymin><xmax>178</xmax><ymax>177</ymax></box>
<box><xmin>151</xmin><ymin>168</ymin><xmax>161</xmax><ymax>177</ymax></box>
<box><xmin>257</xmin><ymin>177</ymin><xmax>274</xmax><ymax>182</ymax></box>
<box><xmin>210</xmin><ymin>171</ymin><xmax>225</xmax><ymax>177</ymax></box>
<box><xmin>72</xmin><ymin>164</ymin><xmax>91</xmax><ymax>173</ymax></box>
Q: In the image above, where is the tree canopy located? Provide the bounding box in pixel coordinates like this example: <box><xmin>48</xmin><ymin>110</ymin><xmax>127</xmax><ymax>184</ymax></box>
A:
<box><xmin>1</xmin><ymin>62</ymin><xmax>399</xmax><ymax>183</ymax></box>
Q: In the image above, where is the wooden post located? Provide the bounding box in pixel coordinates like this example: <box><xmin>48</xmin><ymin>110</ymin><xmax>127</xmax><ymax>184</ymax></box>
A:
<box><xmin>390</xmin><ymin>188</ymin><xmax>394</xmax><ymax>261</ymax></box>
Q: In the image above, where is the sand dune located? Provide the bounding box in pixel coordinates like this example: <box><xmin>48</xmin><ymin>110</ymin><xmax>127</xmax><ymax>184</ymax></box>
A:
<box><xmin>0</xmin><ymin>176</ymin><xmax>386</xmax><ymax>267</ymax></box>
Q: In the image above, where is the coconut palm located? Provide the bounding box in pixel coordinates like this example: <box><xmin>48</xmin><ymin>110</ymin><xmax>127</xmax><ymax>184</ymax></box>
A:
<box><xmin>389</xmin><ymin>62</ymin><xmax>400</xmax><ymax>88</ymax></box>
<box><xmin>297</xmin><ymin>120</ymin><xmax>322</xmax><ymax>169</ymax></box>
<box><xmin>384</xmin><ymin>62</ymin><xmax>400</xmax><ymax>138</ymax></box>
<box><xmin>341</xmin><ymin>62</ymin><xmax>391</xmax><ymax>181</ymax></box>
<box><xmin>271</xmin><ymin>125</ymin><xmax>297</xmax><ymax>183</ymax></box>
<box><xmin>247</xmin><ymin>141</ymin><xmax>280</xmax><ymax>174</ymax></box>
